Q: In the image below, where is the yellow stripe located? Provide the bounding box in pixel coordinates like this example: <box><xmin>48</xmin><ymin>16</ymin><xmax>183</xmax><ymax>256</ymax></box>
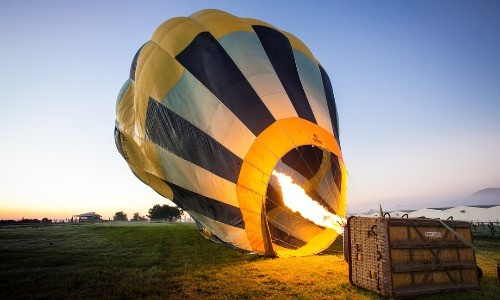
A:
<box><xmin>117</xmin><ymin>123</ymin><xmax>164</xmax><ymax>182</ymax></box>
<box><xmin>127</xmin><ymin>164</ymin><xmax>172</xmax><ymax>200</ymax></box>
<box><xmin>282</xmin><ymin>31</ymin><xmax>318</xmax><ymax>64</ymax></box>
<box><xmin>116</xmin><ymin>81</ymin><xmax>165</xmax><ymax>186</ymax></box>
<box><xmin>116</xmin><ymin>80</ymin><xmax>135</xmax><ymax>128</ymax></box>
<box><xmin>135</xmin><ymin>42</ymin><xmax>184</xmax><ymax>103</ymax></box>
<box><xmin>116</xmin><ymin>81</ymin><xmax>162</xmax><ymax>178</ymax></box>
<box><xmin>191</xmin><ymin>9</ymin><xmax>254</xmax><ymax>39</ymax></box>
<box><xmin>151</xmin><ymin>17</ymin><xmax>206</xmax><ymax>56</ymax></box>
<box><xmin>144</xmin><ymin>172</ymin><xmax>174</xmax><ymax>199</ymax></box>
<box><xmin>243</xmin><ymin>18</ymin><xmax>279</xmax><ymax>30</ymax></box>
<box><xmin>140</xmin><ymin>140</ymin><xmax>163</xmax><ymax>179</ymax></box>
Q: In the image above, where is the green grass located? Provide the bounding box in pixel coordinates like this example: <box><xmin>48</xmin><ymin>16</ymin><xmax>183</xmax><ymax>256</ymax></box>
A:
<box><xmin>1</xmin><ymin>223</ymin><xmax>499</xmax><ymax>299</ymax></box>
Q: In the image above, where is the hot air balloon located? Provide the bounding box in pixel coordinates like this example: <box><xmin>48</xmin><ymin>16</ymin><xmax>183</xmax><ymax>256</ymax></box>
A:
<box><xmin>115</xmin><ymin>9</ymin><xmax>346</xmax><ymax>257</ymax></box>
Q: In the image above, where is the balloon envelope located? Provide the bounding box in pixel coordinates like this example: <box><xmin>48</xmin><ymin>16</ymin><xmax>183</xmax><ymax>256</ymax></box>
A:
<box><xmin>115</xmin><ymin>9</ymin><xmax>346</xmax><ymax>256</ymax></box>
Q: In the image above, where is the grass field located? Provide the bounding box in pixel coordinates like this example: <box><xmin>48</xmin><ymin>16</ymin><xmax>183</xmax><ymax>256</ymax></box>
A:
<box><xmin>1</xmin><ymin>222</ymin><xmax>499</xmax><ymax>299</ymax></box>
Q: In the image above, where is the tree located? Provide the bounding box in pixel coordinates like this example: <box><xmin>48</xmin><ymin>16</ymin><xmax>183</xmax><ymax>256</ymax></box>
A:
<box><xmin>41</xmin><ymin>217</ymin><xmax>52</xmax><ymax>224</ymax></box>
<box><xmin>131</xmin><ymin>212</ymin><xmax>148</xmax><ymax>222</ymax></box>
<box><xmin>148</xmin><ymin>204</ymin><xmax>182</xmax><ymax>222</ymax></box>
<box><xmin>113</xmin><ymin>211</ymin><xmax>128</xmax><ymax>221</ymax></box>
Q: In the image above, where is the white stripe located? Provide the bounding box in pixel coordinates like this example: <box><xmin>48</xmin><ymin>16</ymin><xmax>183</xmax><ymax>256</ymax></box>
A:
<box><xmin>267</xmin><ymin>207</ymin><xmax>323</xmax><ymax>242</ymax></box>
<box><xmin>157</xmin><ymin>146</ymin><xmax>239</xmax><ymax>208</ymax></box>
<box><xmin>293</xmin><ymin>49</ymin><xmax>335</xmax><ymax>136</ymax></box>
<box><xmin>188</xmin><ymin>211</ymin><xmax>253</xmax><ymax>251</ymax></box>
<box><xmin>317</xmin><ymin>167</ymin><xmax>341</xmax><ymax>211</ymax></box>
<box><xmin>162</xmin><ymin>70</ymin><xmax>256</xmax><ymax>159</ymax></box>
<box><xmin>219</xmin><ymin>31</ymin><xmax>298</xmax><ymax>120</ymax></box>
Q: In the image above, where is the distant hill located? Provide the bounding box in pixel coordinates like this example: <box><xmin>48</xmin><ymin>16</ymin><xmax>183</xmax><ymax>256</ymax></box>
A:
<box><xmin>465</xmin><ymin>188</ymin><xmax>500</xmax><ymax>206</ymax></box>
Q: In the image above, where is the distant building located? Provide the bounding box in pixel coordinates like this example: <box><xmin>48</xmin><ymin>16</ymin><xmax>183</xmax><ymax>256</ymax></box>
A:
<box><xmin>72</xmin><ymin>212</ymin><xmax>102</xmax><ymax>223</ymax></box>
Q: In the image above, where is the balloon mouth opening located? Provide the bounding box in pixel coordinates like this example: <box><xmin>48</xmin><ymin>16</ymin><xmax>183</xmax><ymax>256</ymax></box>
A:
<box><xmin>265</xmin><ymin>144</ymin><xmax>344</xmax><ymax>256</ymax></box>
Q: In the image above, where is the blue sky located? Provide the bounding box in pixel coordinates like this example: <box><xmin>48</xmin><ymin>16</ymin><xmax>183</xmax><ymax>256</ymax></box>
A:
<box><xmin>1</xmin><ymin>1</ymin><xmax>499</xmax><ymax>219</ymax></box>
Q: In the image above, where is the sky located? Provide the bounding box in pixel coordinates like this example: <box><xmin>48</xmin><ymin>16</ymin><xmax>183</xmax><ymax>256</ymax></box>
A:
<box><xmin>1</xmin><ymin>0</ymin><xmax>499</xmax><ymax>219</ymax></box>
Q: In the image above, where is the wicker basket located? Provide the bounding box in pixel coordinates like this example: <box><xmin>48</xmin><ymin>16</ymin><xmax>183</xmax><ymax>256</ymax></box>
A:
<box><xmin>345</xmin><ymin>216</ymin><xmax>480</xmax><ymax>298</ymax></box>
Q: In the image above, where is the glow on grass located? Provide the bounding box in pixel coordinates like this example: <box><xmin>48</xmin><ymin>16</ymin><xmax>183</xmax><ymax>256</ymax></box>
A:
<box><xmin>272</xmin><ymin>171</ymin><xmax>346</xmax><ymax>234</ymax></box>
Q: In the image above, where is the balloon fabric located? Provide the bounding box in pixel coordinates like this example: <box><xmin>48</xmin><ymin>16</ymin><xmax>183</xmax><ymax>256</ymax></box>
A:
<box><xmin>115</xmin><ymin>9</ymin><xmax>346</xmax><ymax>256</ymax></box>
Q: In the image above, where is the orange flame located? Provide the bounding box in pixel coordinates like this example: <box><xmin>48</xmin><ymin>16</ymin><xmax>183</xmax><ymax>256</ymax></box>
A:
<box><xmin>272</xmin><ymin>171</ymin><xmax>346</xmax><ymax>234</ymax></box>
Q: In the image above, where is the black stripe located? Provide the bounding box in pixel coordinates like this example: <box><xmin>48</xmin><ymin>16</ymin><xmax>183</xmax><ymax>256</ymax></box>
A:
<box><xmin>146</xmin><ymin>98</ymin><xmax>242</xmax><ymax>183</ymax></box>
<box><xmin>268</xmin><ymin>223</ymin><xmax>307</xmax><ymax>249</ymax></box>
<box><xmin>167</xmin><ymin>181</ymin><xmax>245</xmax><ymax>229</ymax></box>
<box><xmin>319</xmin><ymin>65</ymin><xmax>340</xmax><ymax>143</ymax></box>
<box><xmin>281</xmin><ymin>145</ymin><xmax>323</xmax><ymax>180</ymax></box>
<box><xmin>114</xmin><ymin>127</ymin><xmax>127</xmax><ymax>160</ymax></box>
<box><xmin>330</xmin><ymin>154</ymin><xmax>342</xmax><ymax>192</ymax></box>
<box><xmin>175</xmin><ymin>32</ymin><xmax>275</xmax><ymax>136</ymax></box>
<box><xmin>129</xmin><ymin>43</ymin><xmax>146</xmax><ymax>81</ymax></box>
<box><xmin>265</xmin><ymin>184</ymin><xmax>283</xmax><ymax>211</ymax></box>
<box><xmin>308</xmin><ymin>190</ymin><xmax>337</xmax><ymax>215</ymax></box>
<box><xmin>252</xmin><ymin>25</ymin><xmax>317</xmax><ymax>124</ymax></box>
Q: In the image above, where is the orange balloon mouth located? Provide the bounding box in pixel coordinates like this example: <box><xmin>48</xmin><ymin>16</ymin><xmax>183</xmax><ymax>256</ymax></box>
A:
<box><xmin>236</xmin><ymin>118</ymin><xmax>346</xmax><ymax>256</ymax></box>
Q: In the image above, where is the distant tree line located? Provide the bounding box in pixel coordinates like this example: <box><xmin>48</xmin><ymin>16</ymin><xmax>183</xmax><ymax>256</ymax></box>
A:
<box><xmin>0</xmin><ymin>218</ymin><xmax>52</xmax><ymax>225</ymax></box>
<box><xmin>148</xmin><ymin>204</ymin><xmax>183</xmax><ymax>222</ymax></box>
<box><xmin>131</xmin><ymin>212</ymin><xmax>148</xmax><ymax>221</ymax></box>
<box><xmin>111</xmin><ymin>204</ymin><xmax>183</xmax><ymax>222</ymax></box>
<box><xmin>1</xmin><ymin>204</ymin><xmax>184</xmax><ymax>225</ymax></box>
<box><xmin>113</xmin><ymin>211</ymin><xmax>128</xmax><ymax>221</ymax></box>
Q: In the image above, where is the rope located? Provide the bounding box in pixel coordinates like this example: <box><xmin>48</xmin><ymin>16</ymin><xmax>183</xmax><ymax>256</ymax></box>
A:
<box><xmin>345</xmin><ymin>171</ymin><xmax>362</xmax><ymax>213</ymax></box>
<box><xmin>437</xmin><ymin>219</ymin><xmax>498</xmax><ymax>267</ymax></box>
<box><xmin>275</xmin><ymin>121</ymin><xmax>333</xmax><ymax>199</ymax></box>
